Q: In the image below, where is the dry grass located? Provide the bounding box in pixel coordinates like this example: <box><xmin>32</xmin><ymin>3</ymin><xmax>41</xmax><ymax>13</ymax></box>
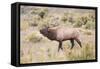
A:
<box><xmin>64</xmin><ymin>43</ymin><xmax>95</xmax><ymax>61</ymax></box>
<box><xmin>20</xmin><ymin>6</ymin><xmax>96</xmax><ymax>64</ymax></box>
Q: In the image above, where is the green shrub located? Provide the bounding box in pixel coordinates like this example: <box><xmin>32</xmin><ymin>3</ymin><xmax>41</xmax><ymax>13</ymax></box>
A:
<box><xmin>25</xmin><ymin>32</ymin><xmax>42</xmax><ymax>43</ymax></box>
<box><xmin>81</xmin><ymin>16</ymin><xmax>88</xmax><ymax>25</ymax></box>
<box><xmin>61</xmin><ymin>16</ymin><xmax>68</xmax><ymax>22</ymax></box>
<box><xmin>74</xmin><ymin>21</ymin><xmax>83</xmax><ymax>27</ymax></box>
<box><xmin>68</xmin><ymin>17</ymin><xmax>75</xmax><ymax>24</ymax></box>
<box><xmin>39</xmin><ymin>11</ymin><xmax>45</xmax><ymax>18</ymax></box>
<box><xmin>85</xmin><ymin>21</ymin><xmax>95</xmax><ymax>29</ymax></box>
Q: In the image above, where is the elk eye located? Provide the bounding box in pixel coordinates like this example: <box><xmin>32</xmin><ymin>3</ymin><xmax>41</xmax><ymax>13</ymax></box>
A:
<box><xmin>47</xmin><ymin>29</ymin><xmax>49</xmax><ymax>32</ymax></box>
<box><xmin>47</xmin><ymin>29</ymin><xmax>51</xmax><ymax>32</ymax></box>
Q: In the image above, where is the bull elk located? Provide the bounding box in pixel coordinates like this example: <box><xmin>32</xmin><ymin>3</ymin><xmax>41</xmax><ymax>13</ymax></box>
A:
<box><xmin>40</xmin><ymin>27</ymin><xmax>82</xmax><ymax>52</ymax></box>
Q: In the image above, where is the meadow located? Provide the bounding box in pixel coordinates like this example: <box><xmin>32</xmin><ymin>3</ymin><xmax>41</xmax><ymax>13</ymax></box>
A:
<box><xmin>20</xmin><ymin>6</ymin><xmax>96</xmax><ymax>64</ymax></box>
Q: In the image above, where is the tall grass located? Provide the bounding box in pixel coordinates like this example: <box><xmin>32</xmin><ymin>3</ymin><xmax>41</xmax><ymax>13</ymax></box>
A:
<box><xmin>66</xmin><ymin>43</ymin><xmax>95</xmax><ymax>61</ymax></box>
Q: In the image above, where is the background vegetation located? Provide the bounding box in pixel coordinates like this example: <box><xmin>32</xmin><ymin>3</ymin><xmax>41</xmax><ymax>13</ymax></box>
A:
<box><xmin>20</xmin><ymin>6</ymin><xmax>96</xmax><ymax>64</ymax></box>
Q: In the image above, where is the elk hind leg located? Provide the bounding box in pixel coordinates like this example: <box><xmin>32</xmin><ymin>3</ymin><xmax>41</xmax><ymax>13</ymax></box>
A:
<box><xmin>75</xmin><ymin>38</ymin><xmax>82</xmax><ymax>48</ymax></box>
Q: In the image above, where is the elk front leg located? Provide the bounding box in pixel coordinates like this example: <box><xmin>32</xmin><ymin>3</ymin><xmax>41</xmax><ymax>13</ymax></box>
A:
<box><xmin>70</xmin><ymin>39</ymin><xmax>74</xmax><ymax>49</ymax></box>
<box><xmin>58</xmin><ymin>41</ymin><xmax>63</xmax><ymax>52</ymax></box>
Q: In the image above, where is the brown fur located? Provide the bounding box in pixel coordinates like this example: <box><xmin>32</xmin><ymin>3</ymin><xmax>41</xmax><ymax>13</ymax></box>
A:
<box><xmin>40</xmin><ymin>27</ymin><xmax>82</xmax><ymax>52</ymax></box>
